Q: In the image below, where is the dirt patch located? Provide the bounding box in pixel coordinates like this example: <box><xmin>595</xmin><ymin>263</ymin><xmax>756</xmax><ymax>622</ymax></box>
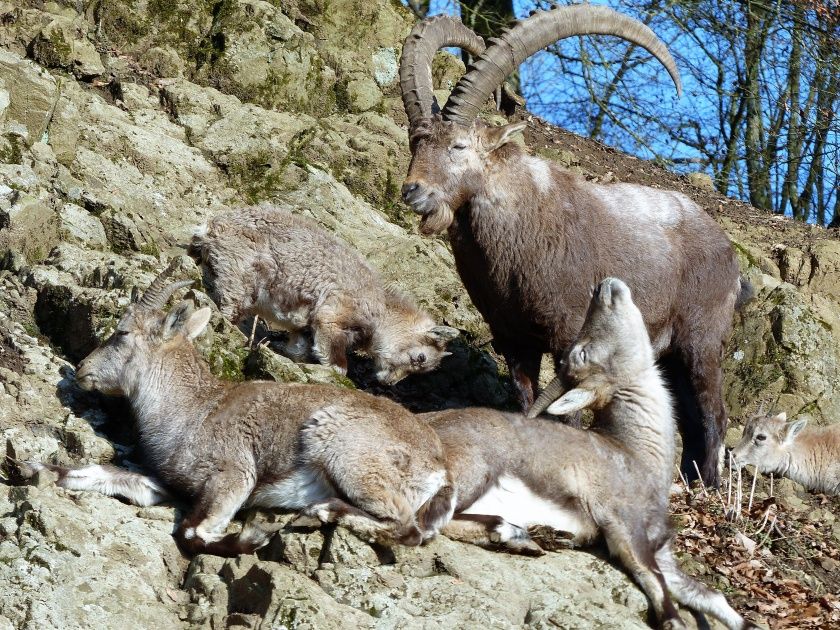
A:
<box><xmin>0</xmin><ymin>330</ymin><xmax>26</xmax><ymax>374</ymax></box>
<box><xmin>671</xmin><ymin>477</ymin><xmax>840</xmax><ymax>629</ymax></box>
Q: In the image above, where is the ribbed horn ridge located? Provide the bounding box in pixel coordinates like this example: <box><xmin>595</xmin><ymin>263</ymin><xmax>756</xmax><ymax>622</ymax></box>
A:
<box><xmin>442</xmin><ymin>4</ymin><xmax>682</xmax><ymax>127</ymax></box>
<box><xmin>138</xmin><ymin>259</ymin><xmax>193</xmax><ymax>310</ymax></box>
<box><xmin>400</xmin><ymin>15</ymin><xmax>486</xmax><ymax>131</ymax></box>
<box><xmin>527</xmin><ymin>375</ymin><xmax>567</xmax><ymax>418</ymax></box>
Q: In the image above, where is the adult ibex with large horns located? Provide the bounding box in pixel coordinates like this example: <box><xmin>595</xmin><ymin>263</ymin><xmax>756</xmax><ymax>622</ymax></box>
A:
<box><xmin>399</xmin><ymin>4</ymin><xmax>749</xmax><ymax>486</ymax></box>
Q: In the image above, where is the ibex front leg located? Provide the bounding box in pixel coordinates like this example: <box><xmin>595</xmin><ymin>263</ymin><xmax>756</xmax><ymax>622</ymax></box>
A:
<box><xmin>441</xmin><ymin>514</ymin><xmax>545</xmax><ymax>556</ymax></box>
<box><xmin>176</xmin><ymin>469</ymin><xmax>267</xmax><ymax>557</ymax></box>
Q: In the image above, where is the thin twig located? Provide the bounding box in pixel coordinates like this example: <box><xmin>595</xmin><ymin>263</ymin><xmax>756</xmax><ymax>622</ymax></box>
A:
<box><xmin>249</xmin><ymin>316</ymin><xmax>259</xmax><ymax>349</ymax></box>
<box><xmin>770</xmin><ymin>472</ymin><xmax>774</xmax><ymax>498</ymax></box>
<box><xmin>736</xmin><ymin>467</ymin><xmax>743</xmax><ymax>521</ymax></box>
<box><xmin>747</xmin><ymin>466</ymin><xmax>758</xmax><ymax>514</ymax></box>
<box><xmin>692</xmin><ymin>460</ymin><xmax>708</xmax><ymax>497</ymax></box>
<box><xmin>678</xmin><ymin>469</ymin><xmax>694</xmax><ymax>497</ymax></box>
<box><xmin>727</xmin><ymin>454</ymin><xmax>733</xmax><ymax>510</ymax></box>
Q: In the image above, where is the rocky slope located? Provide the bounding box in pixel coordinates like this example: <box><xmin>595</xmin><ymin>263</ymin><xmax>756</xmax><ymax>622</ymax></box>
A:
<box><xmin>1</xmin><ymin>1</ymin><xmax>839</xmax><ymax>629</ymax></box>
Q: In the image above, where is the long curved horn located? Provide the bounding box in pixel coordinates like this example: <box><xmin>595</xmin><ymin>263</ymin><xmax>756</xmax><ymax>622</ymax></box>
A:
<box><xmin>527</xmin><ymin>374</ymin><xmax>566</xmax><ymax>418</ymax></box>
<box><xmin>443</xmin><ymin>4</ymin><xmax>682</xmax><ymax>127</ymax></box>
<box><xmin>138</xmin><ymin>259</ymin><xmax>193</xmax><ymax>310</ymax></box>
<box><xmin>400</xmin><ymin>15</ymin><xmax>486</xmax><ymax>132</ymax></box>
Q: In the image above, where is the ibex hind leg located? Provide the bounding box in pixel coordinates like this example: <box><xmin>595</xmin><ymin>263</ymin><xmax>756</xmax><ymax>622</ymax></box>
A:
<box><xmin>302</xmin><ymin>407</ymin><xmax>432</xmax><ymax>546</ymax></box>
<box><xmin>176</xmin><ymin>470</ymin><xmax>267</xmax><ymax>557</ymax></box>
<box><xmin>602</xmin><ymin>523</ymin><xmax>685</xmax><ymax>629</ymax></box>
<box><xmin>441</xmin><ymin>514</ymin><xmax>545</xmax><ymax>556</ymax></box>
<box><xmin>680</xmin><ymin>336</ymin><xmax>728</xmax><ymax>488</ymax></box>
<box><xmin>655</xmin><ymin>545</ymin><xmax>756</xmax><ymax>630</ymax></box>
<box><xmin>21</xmin><ymin>462</ymin><xmax>170</xmax><ymax>506</ymax></box>
<box><xmin>305</xmin><ymin>497</ymin><xmax>422</xmax><ymax>546</ymax></box>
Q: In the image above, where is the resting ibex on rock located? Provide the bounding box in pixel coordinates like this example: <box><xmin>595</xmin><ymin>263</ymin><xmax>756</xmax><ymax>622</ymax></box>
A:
<box><xmin>732</xmin><ymin>412</ymin><xmax>840</xmax><ymax>495</ymax></box>
<box><xmin>428</xmin><ymin>278</ymin><xmax>758</xmax><ymax>630</ymax></box>
<box><xmin>26</xmin><ymin>261</ymin><xmax>456</xmax><ymax>556</ymax></box>
<box><xmin>399</xmin><ymin>5</ymin><xmax>748</xmax><ymax>486</ymax></box>
<box><xmin>188</xmin><ymin>205</ymin><xmax>459</xmax><ymax>384</ymax></box>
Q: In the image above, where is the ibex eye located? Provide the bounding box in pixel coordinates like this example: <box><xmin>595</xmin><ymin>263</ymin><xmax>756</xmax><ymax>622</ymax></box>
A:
<box><xmin>116</xmin><ymin>330</ymin><xmax>130</xmax><ymax>337</ymax></box>
<box><xmin>452</xmin><ymin>143</ymin><xmax>467</xmax><ymax>151</ymax></box>
<box><xmin>755</xmin><ymin>434</ymin><xmax>766</xmax><ymax>442</ymax></box>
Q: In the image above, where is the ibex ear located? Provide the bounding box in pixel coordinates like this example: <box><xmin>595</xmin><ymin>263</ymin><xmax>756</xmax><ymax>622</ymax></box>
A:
<box><xmin>783</xmin><ymin>418</ymin><xmax>807</xmax><ymax>445</ymax></box>
<box><xmin>162</xmin><ymin>301</ymin><xmax>193</xmax><ymax>339</ymax></box>
<box><xmin>773</xmin><ymin>411</ymin><xmax>787</xmax><ymax>422</ymax></box>
<box><xmin>426</xmin><ymin>325</ymin><xmax>460</xmax><ymax>347</ymax></box>
<box><xmin>484</xmin><ymin>121</ymin><xmax>527</xmax><ymax>153</ymax></box>
<box><xmin>545</xmin><ymin>388</ymin><xmax>596</xmax><ymax>416</ymax></box>
<box><xmin>184</xmin><ymin>307</ymin><xmax>212</xmax><ymax>340</ymax></box>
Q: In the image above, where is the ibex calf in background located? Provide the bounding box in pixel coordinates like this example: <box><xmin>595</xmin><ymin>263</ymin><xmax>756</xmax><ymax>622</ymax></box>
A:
<box><xmin>425</xmin><ymin>278</ymin><xmax>757</xmax><ymax>630</ymax></box>
<box><xmin>25</xmin><ymin>261</ymin><xmax>456</xmax><ymax>556</ymax></box>
<box><xmin>188</xmin><ymin>205</ymin><xmax>459</xmax><ymax>384</ymax></box>
<box><xmin>732</xmin><ymin>412</ymin><xmax>840</xmax><ymax>495</ymax></box>
<box><xmin>399</xmin><ymin>6</ymin><xmax>750</xmax><ymax>486</ymax></box>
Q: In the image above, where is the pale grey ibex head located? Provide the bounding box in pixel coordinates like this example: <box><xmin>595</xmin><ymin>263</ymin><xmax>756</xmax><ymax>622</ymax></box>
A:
<box><xmin>76</xmin><ymin>260</ymin><xmax>210</xmax><ymax>397</ymax></box>
<box><xmin>399</xmin><ymin>5</ymin><xmax>682</xmax><ymax>234</ymax></box>
<box><xmin>534</xmin><ymin>277</ymin><xmax>653</xmax><ymax>417</ymax></box>
<box><xmin>730</xmin><ymin>412</ymin><xmax>806</xmax><ymax>472</ymax></box>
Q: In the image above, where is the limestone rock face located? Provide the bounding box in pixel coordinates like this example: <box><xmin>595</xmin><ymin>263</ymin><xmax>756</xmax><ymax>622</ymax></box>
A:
<box><xmin>0</xmin><ymin>1</ymin><xmax>838</xmax><ymax>629</ymax></box>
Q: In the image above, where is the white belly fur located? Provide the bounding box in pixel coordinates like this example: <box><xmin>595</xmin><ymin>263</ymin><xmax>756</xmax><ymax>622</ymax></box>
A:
<box><xmin>461</xmin><ymin>474</ymin><xmax>590</xmax><ymax>534</ymax></box>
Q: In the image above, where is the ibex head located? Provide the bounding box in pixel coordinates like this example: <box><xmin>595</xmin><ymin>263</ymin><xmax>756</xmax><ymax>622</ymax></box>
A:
<box><xmin>76</xmin><ymin>260</ymin><xmax>211</xmax><ymax>397</ymax></box>
<box><xmin>528</xmin><ymin>277</ymin><xmax>653</xmax><ymax>417</ymax></box>
<box><xmin>730</xmin><ymin>412</ymin><xmax>807</xmax><ymax>473</ymax></box>
<box><xmin>399</xmin><ymin>6</ymin><xmax>681</xmax><ymax>234</ymax></box>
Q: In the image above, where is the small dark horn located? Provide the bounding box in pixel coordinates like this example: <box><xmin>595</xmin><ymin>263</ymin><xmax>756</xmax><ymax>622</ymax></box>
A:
<box><xmin>527</xmin><ymin>375</ymin><xmax>566</xmax><ymax>418</ymax></box>
<box><xmin>138</xmin><ymin>259</ymin><xmax>193</xmax><ymax>310</ymax></box>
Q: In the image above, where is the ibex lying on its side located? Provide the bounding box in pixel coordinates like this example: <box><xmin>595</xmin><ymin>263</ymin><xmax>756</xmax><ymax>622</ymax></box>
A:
<box><xmin>425</xmin><ymin>278</ymin><xmax>757</xmax><ymax>630</ymax></box>
<box><xmin>25</xmin><ymin>261</ymin><xmax>456</xmax><ymax>556</ymax></box>
<box><xmin>399</xmin><ymin>6</ymin><xmax>749</xmax><ymax>486</ymax></box>
<box><xmin>188</xmin><ymin>205</ymin><xmax>459</xmax><ymax>384</ymax></box>
<box><xmin>732</xmin><ymin>412</ymin><xmax>840</xmax><ymax>495</ymax></box>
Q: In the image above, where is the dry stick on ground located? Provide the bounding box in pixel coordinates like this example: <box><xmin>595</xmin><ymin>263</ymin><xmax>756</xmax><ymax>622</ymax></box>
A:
<box><xmin>249</xmin><ymin>316</ymin><xmax>259</xmax><ymax>349</ymax></box>
<box><xmin>770</xmin><ymin>472</ymin><xmax>774</xmax><ymax>498</ymax></box>
<box><xmin>727</xmin><ymin>455</ymin><xmax>733</xmax><ymax>511</ymax></box>
<box><xmin>693</xmin><ymin>460</ymin><xmax>709</xmax><ymax>497</ymax></box>
<box><xmin>747</xmin><ymin>467</ymin><xmax>758</xmax><ymax>514</ymax></box>
<box><xmin>678</xmin><ymin>469</ymin><xmax>694</xmax><ymax>497</ymax></box>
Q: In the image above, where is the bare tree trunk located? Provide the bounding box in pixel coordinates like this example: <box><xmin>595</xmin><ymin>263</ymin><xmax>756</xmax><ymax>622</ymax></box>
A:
<box><xmin>407</xmin><ymin>0</ymin><xmax>430</xmax><ymax>19</ymax></box>
<box><xmin>780</xmin><ymin>3</ymin><xmax>804</xmax><ymax>218</ymax></box>
<box><xmin>742</xmin><ymin>0</ymin><xmax>773</xmax><ymax>210</ymax></box>
<box><xmin>460</xmin><ymin>0</ymin><xmax>517</xmax><ymax>87</ymax></box>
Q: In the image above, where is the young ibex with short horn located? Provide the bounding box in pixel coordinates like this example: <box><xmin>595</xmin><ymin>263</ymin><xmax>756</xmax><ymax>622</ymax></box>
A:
<box><xmin>426</xmin><ymin>278</ymin><xmax>758</xmax><ymax>630</ymax></box>
<box><xmin>399</xmin><ymin>6</ymin><xmax>749</xmax><ymax>486</ymax></box>
<box><xmin>732</xmin><ymin>412</ymin><xmax>840</xmax><ymax>495</ymax></box>
<box><xmin>188</xmin><ymin>205</ymin><xmax>459</xmax><ymax>385</ymax></box>
<box><xmin>25</xmin><ymin>260</ymin><xmax>456</xmax><ymax>556</ymax></box>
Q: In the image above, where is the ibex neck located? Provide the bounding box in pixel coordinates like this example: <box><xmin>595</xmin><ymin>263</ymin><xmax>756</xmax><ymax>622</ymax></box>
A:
<box><xmin>596</xmin><ymin>367</ymin><xmax>676</xmax><ymax>480</ymax></box>
<box><xmin>782</xmin><ymin>437</ymin><xmax>835</xmax><ymax>494</ymax></box>
<box><xmin>127</xmin><ymin>343</ymin><xmax>226</xmax><ymax>455</ymax></box>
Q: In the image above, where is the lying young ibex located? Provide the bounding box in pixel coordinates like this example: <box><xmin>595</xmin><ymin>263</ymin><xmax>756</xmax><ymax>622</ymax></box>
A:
<box><xmin>399</xmin><ymin>6</ymin><xmax>749</xmax><ymax>486</ymax></box>
<box><xmin>425</xmin><ymin>278</ymin><xmax>757</xmax><ymax>630</ymax></box>
<box><xmin>188</xmin><ymin>205</ymin><xmax>459</xmax><ymax>384</ymax></box>
<box><xmin>25</xmin><ymin>260</ymin><xmax>456</xmax><ymax>556</ymax></box>
<box><xmin>732</xmin><ymin>412</ymin><xmax>840</xmax><ymax>495</ymax></box>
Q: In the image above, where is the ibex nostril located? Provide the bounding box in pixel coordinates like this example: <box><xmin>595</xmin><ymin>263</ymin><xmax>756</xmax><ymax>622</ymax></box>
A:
<box><xmin>401</xmin><ymin>183</ymin><xmax>419</xmax><ymax>201</ymax></box>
